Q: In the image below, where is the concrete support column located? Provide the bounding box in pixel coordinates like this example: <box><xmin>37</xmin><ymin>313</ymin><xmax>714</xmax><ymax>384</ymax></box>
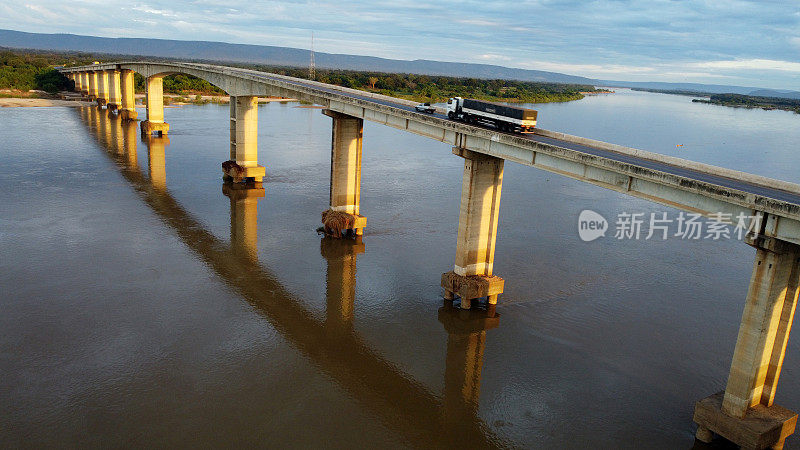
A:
<box><xmin>119</xmin><ymin>70</ymin><xmax>138</xmax><ymax>121</ymax></box>
<box><xmin>321</xmin><ymin>237</ymin><xmax>365</xmax><ymax>328</ymax></box>
<box><xmin>96</xmin><ymin>70</ymin><xmax>110</xmax><ymax>107</ymax></box>
<box><xmin>223</xmin><ymin>183</ymin><xmax>265</xmax><ymax>261</ymax></box>
<box><xmin>319</xmin><ymin>109</ymin><xmax>367</xmax><ymax>237</ymax></box>
<box><xmin>87</xmin><ymin>71</ymin><xmax>98</xmax><ymax>101</ymax></box>
<box><xmin>107</xmin><ymin>70</ymin><xmax>122</xmax><ymax>112</ymax></box>
<box><xmin>80</xmin><ymin>72</ymin><xmax>89</xmax><ymax>96</ymax></box>
<box><xmin>141</xmin><ymin>76</ymin><xmax>169</xmax><ymax>136</ymax></box>
<box><xmin>442</xmin><ymin>148</ymin><xmax>505</xmax><ymax>309</ymax></box>
<box><xmin>694</xmin><ymin>232</ymin><xmax>800</xmax><ymax>449</ymax></box>
<box><xmin>222</xmin><ymin>95</ymin><xmax>265</xmax><ymax>183</ymax></box>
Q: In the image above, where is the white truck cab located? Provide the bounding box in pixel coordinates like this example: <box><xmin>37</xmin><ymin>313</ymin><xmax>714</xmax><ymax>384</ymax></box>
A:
<box><xmin>446</xmin><ymin>97</ymin><xmax>463</xmax><ymax>119</ymax></box>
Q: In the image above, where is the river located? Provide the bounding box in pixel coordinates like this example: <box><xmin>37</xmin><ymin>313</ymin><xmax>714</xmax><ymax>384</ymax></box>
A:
<box><xmin>2</xmin><ymin>88</ymin><xmax>800</xmax><ymax>448</ymax></box>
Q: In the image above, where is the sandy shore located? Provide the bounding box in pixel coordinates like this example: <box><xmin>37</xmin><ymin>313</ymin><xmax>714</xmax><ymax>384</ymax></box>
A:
<box><xmin>0</xmin><ymin>98</ymin><xmax>97</xmax><ymax>107</ymax></box>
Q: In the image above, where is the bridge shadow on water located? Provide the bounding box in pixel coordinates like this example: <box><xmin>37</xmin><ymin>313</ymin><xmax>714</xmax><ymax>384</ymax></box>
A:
<box><xmin>75</xmin><ymin>106</ymin><xmax>509</xmax><ymax>448</ymax></box>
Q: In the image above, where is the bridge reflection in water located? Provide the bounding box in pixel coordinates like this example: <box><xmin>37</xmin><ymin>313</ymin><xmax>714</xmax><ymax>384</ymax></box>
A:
<box><xmin>75</xmin><ymin>106</ymin><xmax>506</xmax><ymax>448</ymax></box>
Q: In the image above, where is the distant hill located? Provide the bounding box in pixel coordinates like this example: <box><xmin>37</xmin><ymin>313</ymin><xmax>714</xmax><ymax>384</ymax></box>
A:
<box><xmin>0</xmin><ymin>29</ymin><xmax>593</xmax><ymax>84</ymax></box>
<box><xmin>748</xmin><ymin>89</ymin><xmax>800</xmax><ymax>99</ymax></box>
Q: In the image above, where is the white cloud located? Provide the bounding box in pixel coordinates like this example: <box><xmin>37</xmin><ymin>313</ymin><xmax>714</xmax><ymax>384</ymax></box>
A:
<box><xmin>477</xmin><ymin>54</ymin><xmax>512</xmax><ymax>61</ymax></box>
<box><xmin>518</xmin><ymin>60</ymin><xmax>657</xmax><ymax>76</ymax></box>
<box><xmin>689</xmin><ymin>59</ymin><xmax>800</xmax><ymax>73</ymax></box>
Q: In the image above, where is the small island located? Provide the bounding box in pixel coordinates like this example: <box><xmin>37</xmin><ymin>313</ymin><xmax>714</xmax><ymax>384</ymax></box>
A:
<box><xmin>630</xmin><ymin>87</ymin><xmax>800</xmax><ymax>114</ymax></box>
<box><xmin>692</xmin><ymin>94</ymin><xmax>800</xmax><ymax>114</ymax></box>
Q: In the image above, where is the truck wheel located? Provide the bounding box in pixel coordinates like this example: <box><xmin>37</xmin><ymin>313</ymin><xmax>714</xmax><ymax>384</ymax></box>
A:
<box><xmin>448</xmin><ymin>111</ymin><xmax>454</xmax><ymax>119</ymax></box>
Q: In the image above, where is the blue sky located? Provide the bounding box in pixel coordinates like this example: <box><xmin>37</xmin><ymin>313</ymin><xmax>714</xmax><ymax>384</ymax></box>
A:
<box><xmin>2</xmin><ymin>0</ymin><xmax>799</xmax><ymax>89</ymax></box>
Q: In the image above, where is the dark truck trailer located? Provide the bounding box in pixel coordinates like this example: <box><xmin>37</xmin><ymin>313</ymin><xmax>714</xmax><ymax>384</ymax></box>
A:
<box><xmin>447</xmin><ymin>97</ymin><xmax>538</xmax><ymax>133</ymax></box>
<box><xmin>462</xmin><ymin>99</ymin><xmax>538</xmax><ymax>121</ymax></box>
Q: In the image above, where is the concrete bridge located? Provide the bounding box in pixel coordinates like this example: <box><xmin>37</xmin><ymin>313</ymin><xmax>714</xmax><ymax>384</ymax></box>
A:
<box><xmin>61</xmin><ymin>62</ymin><xmax>800</xmax><ymax>449</ymax></box>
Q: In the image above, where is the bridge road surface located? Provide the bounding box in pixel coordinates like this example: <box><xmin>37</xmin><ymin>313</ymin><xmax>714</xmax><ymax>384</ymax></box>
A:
<box><xmin>216</xmin><ymin>65</ymin><xmax>800</xmax><ymax>207</ymax></box>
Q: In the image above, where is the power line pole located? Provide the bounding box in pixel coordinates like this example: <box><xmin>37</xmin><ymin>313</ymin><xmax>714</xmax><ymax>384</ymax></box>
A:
<box><xmin>309</xmin><ymin>31</ymin><xmax>316</xmax><ymax>81</ymax></box>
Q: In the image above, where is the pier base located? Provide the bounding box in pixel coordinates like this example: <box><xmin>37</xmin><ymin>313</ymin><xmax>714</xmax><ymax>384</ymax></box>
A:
<box><xmin>320</xmin><ymin>209</ymin><xmax>366</xmax><ymax>238</ymax></box>
<box><xmin>119</xmin><ymin>109</ymin><xmax>138</xmax><ymax>121</ymax></box>
<box><xmin>140</xmin><ymin>120</ymin><xmax>169</xmax><ymax>136</ymax></box>
<box><xmin>694</xmin><ymin>392</ymin><xmax>797</xmax><ymax>450</ymax></box>
<box><xmin>221</xmin><ymin>160</ymin><xmax>265</xmax><ymax>183</ymax></box>
<box><xmin>441</xmin><ymin>271</ymin><xmax>504</xmax><ymax>309</ymax></box>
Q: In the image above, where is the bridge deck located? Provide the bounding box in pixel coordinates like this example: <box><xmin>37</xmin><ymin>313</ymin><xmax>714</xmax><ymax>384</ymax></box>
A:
<box><xmin>229</xmin><ymin>66</ymin><xmax>800</xmax><ymax>206</ymax></box>
<box><xmin>62</xmin><ymin>62</ymin><xmax>800</xmax><ymax>244</ymax></box>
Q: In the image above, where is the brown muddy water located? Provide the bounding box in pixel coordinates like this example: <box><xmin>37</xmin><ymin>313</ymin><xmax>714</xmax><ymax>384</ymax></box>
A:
<box><xmin>2</xmin><ymin>89</ymin><xmax>800</xmax><ymax>448</ymax></box>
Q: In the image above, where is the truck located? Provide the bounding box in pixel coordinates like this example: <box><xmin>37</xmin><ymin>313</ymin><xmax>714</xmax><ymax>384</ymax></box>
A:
<box><xmin>446</xmin><ymin>97</ymin><xmax>537</xmax><ymax>133</ymax></box>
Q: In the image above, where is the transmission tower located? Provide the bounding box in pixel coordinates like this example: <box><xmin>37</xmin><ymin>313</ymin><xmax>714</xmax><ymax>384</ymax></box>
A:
<box><xmin>309</xmin><ymin>31</ymin><xmax>316</xmax><ymax>81</ymax></box>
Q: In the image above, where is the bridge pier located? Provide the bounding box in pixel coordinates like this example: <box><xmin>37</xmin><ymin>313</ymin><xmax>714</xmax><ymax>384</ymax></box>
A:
<box><xmin>442</xmin><ymin>147</ymin><xmax>505</xmax><ymax>309</ymax></box>
<box><xmin>87</xmin><ymin>71</ymin><xmax>98</xmax><ymax>102</ymax></box>
<box><xmin>223</xmin><ymin>96</ymin><xmax>265</xmax><ymax>183</ymax></box>
<box><xmin>119</xmin><ymin>70</ymin><xmax>138</xmax><ymax>121</ymax></box>
<box><xmin>320</xmin><ymin>110</ymin><xmax>366</xmax><ymax>238</ymax></box>
<box><xmin>695</xmin><ymin>231</ymin><xmax>800</xmax><ymax>449</ymax></box>
<box><xmin>141</xmin><ymin>76</ymin><xmax>169</xmax><ymax>136</ymax></box>
<box><xmin>96</xmin><ymin>70</ymin><xmax>110</xmax><ymax>107</ymax></box>
<box><xmin>106</xmin><ymin>70</ymin><xmax>121</xmax><ymax>113</ymax></box>
<box><xmin>79</xmin><ymin>72</ymin><xmax>89</xmax><ymax>98</ymax></box>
